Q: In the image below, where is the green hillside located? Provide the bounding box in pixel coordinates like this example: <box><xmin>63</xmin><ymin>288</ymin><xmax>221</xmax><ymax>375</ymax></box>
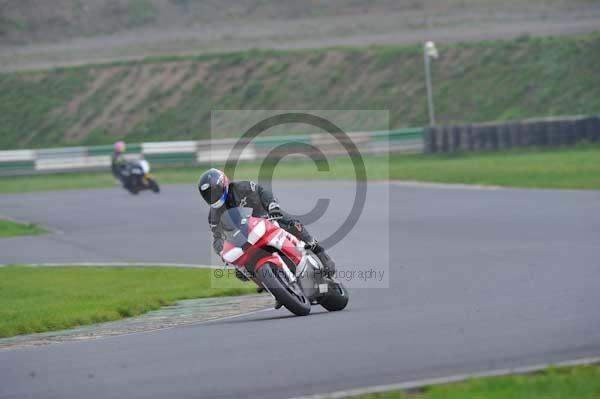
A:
<box><xmin>1</xmin><ymin>33</ymin><xmax>599</xmax><ymax>149</ymax></box>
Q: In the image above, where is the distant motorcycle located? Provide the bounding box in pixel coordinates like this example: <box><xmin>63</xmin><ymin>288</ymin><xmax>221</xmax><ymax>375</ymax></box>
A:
<box><xmin>119</xmin><ymin>160</ymin><xmax>160</xmax><ymax>195</ymax></box>
<box><xmin>220</xmin><ymin>207</ymin><xmax>349</xmax><ymax>316</ymax></box>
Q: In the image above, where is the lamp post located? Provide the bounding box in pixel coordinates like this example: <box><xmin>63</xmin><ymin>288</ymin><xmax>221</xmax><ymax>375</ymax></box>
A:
<box><xmin>424</xmin><ymin>41</ymin><xmax>438</xmax><ymax>126</ymax></box>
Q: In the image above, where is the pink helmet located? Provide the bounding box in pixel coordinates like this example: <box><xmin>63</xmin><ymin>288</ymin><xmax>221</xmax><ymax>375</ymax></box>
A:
<box><xmin>113</xmin><ymin>141</ymin><xmax>126</xmax><ymax>153</ymax></box>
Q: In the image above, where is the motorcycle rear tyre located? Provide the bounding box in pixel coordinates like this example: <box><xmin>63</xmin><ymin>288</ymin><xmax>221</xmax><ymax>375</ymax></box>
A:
<box><xmin>320</xmin><ymin>280</ymin><xmax>349</xmax><ymax>312</ymax></box>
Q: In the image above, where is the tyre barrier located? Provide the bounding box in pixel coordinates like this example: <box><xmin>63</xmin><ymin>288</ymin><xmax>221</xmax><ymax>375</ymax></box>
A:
<box><xmin>425</xmin><ymin>115</ymin><xmax>600</xmax><ymax>154</ymax></box>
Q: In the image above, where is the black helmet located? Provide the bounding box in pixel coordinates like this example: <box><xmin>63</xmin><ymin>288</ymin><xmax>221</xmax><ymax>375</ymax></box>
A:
<box><xmin>198</xmin><ymin>168</ymin><xmax>229</xmax><ymax>208</ymax></box>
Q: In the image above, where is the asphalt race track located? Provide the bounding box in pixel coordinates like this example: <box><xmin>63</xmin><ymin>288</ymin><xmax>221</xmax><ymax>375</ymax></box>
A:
<box><xmin>1</xmin><ymin>182</ymin><xmax>599</xmax><ymax>399</ymax></box>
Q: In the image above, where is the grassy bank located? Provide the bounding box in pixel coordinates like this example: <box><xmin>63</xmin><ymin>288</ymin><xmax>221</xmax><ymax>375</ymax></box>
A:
<box><xmin>0</xmin><ymin>219</ymin><xmax>47</xmax><ymax>238</ymax></box>
<box><xmin>356</xmin><ymin>363</ymin><xmax>600</xmax><ymax>399</ymax></box>
<box><xmin>1</xmin><ymin>33</ymin><xmax>599</xmax><ymax>149</ymax></box>
<box><xmin>1</xmin><ymin>146</ymin><xmax>599</xmax><ymax>193</ymax></box>
<box><xmin>0</xmin><ymin>266</ymin><xmax>254</xmax><ymax>338</ymax></box>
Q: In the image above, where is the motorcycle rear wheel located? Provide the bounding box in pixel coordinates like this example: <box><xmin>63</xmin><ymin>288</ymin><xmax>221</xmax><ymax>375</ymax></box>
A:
<box><xmin>320</xmin><ymin>280</ymin><xmax>349</xmax><ymax>312</ymax></box>
<box><xmin>257</xmin><ymin>263</ymin><xmax>311</xmax><ymax>316</ymax></box>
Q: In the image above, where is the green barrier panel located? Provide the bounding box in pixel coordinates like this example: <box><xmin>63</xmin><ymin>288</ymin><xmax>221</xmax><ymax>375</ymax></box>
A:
<box><xmin>253</xmin><ymin>135</ymin><xmax>312</xmax><ymax>149</ymax></box>
<box><xmin>143</xmin><ymin>152</ymin><xmax>197</xmax><ymax>164</ymax></box>
<box><xmin>0</xmin><ymin>160</ymin><xmax>35</xmax><ymax>171</ymax></box>
<box><xmin>370</xmin><ymin>128</ymin><xmax>424</xmax><ymax>141</ymax></box>
<box><xmin>87</xmin><ymin>145</ymin><xmax>113</xmax><ymax>156</ymax></box>
<box><xmin>87</xmin><ymin>144</ymin><xmax>142</xmax><ymax>156</ymax></box>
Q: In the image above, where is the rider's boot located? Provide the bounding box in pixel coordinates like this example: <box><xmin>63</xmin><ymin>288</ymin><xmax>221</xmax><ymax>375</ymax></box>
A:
<box><xmin>313</xmin><ymin>245</ymin><xmax>336</xmax><ymax>278</ymax></box>
<box><xmin>234</xmin><ymin>268</ymin><xmax>250</xmax><ymax>282</ymax></box>
<box><xmin>296</xmin><ymin>228</ymin><xmax>336</xmax><ymax>278</ymax></box>
<box><xmin>280</xmin><ymin>216</ymin><xmax>337</xmax><ymax>278</ymax></box>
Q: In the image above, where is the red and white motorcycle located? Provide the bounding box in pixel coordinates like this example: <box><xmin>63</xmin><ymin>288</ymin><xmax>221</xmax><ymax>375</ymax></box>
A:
<box><xmin>220</xmin><ymin>207</ymin><xmax>349</xmax><ymax>316</ymax></box>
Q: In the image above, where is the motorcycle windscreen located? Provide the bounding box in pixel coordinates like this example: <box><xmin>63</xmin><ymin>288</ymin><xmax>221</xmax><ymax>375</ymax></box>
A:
<box><xmin>220</xmin><ymin>207</ymin><xmax>253</xmax><ymax>247</ymax></box>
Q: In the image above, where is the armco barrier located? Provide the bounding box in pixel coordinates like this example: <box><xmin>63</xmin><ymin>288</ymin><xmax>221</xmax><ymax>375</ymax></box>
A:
<box><xmin>0</xmin><ymin>150</ymin><xmax>36</xmax><ymax>175</ymax></box>
<box><xmin>425</xmin><ymin>115</ymin><xmax>600</xmax><ymax>154</ymax></box>
<box><xmin>142</xmin><ymin>141</ymin><xmax>197</xmax><ymax>165</ymax></box>
<box><xmin>0</xmin><ymin>128</ymin><xmax>423</xmax><ymax>176</ymax></box>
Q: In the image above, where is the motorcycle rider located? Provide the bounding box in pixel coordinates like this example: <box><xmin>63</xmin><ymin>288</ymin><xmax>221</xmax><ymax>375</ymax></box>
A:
<box><xmin>111</xmin><ymin>141</ymin><xmax>128</xmax><ymax>182</ymax></box>
<box><xmin>198</xmin><ymin>168</ymin><xmax>336</xmax><ymax>280</ymax></box>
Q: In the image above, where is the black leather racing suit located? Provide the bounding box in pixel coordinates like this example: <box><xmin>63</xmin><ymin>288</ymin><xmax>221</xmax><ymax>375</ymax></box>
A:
<box><xmin>111</xmin><ymin>153</ymin><xmax>127</xmax><ymax>180</ymax></box>
<box><xmin>208</xmin><ymin>181</ymin><xmax>317</xmax><ymax>255</ymax></box>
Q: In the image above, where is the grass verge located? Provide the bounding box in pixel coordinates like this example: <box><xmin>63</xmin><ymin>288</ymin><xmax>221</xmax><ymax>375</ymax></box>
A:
<box><xmin>0</xmin><ymin>266</ymin><xmax>254</xmax><ymax>338</ymax></box>
<box><xmin>388</xmin><ymin>145</ymin><xmax>600</xmax><ymax>190</ymax></box>
<box><xmin>0</xmin><ymin>218</ymin><xmax>47</xmax><ymax>237</ymax></box>
<box><xmin>1</xmin><ymin>146</ymin><xmax>600</xmax><ymax>193</ymax></box>
<box><xmin>356</xmin><ymin>363</ymin><xmax>600</xmax><ymax>398</ymax></box>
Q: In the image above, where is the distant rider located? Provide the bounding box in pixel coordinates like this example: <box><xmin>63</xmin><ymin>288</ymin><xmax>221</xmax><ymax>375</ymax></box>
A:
<box><xmin>198</xmin><ymin>168</ymin><xmax>336</xmax><ymax>279</ymax></box>
<box><xmin>111</xmin><ymin>141</ymin><xmax>127</xmax><ymax>183</ymax></box>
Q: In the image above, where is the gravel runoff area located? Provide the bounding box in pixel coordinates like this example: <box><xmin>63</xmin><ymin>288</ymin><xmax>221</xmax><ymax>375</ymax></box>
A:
<box><xmin>0</xmin><ymin>294</ymin><xmax>273</xmax><ymax>351</ymax></box>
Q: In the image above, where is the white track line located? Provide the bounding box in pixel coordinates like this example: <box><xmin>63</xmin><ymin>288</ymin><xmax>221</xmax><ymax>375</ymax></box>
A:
<box><xmin>289</xmin><ymin>356</ymin><xmax>600</xmax><ymax>399</ymax></box>
<box><xmin>392</xmin><ymin>180</ymin><xmax>505</xmax><ymax>190</ymax></box>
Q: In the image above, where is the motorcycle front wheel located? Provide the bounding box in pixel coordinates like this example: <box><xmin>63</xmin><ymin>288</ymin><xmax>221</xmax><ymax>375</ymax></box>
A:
<box><xmin>257</xmin><ymin>263</ymin><xmax>311</xmax><ymax>316</ymax></box>
<box><xmin>126</xmin><ymin>181</ymin><xmax>139</xmax><ymax>195</ymax></box>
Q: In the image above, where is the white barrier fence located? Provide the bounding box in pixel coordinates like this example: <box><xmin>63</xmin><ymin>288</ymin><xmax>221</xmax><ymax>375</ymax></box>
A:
<box><xmin>0</xmin><ymin>128</ymin><xmax>424</xmax><ymax>176</ymax></box>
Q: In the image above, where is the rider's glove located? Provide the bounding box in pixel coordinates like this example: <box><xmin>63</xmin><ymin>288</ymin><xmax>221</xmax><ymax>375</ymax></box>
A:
<box><xmin>268</xmin><ymin>202</ymin><xmax>283</xmax><ymax>220</ymax></box>
<box><xmin>213</xmin><ymin>238</ymin><xmax>224</xmax><ymax>254</ymax></box>
<box><xmin>269</xmin><ymin>210</ymin><xmax>283</xmax><ymax>220</ymax></box>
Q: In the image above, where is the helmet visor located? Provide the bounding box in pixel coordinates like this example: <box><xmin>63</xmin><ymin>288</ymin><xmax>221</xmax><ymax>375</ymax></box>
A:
<box><xmin>200</xmin><ymin>184</ymin><xmax>225</xmax><ymax>207</ymax></box>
